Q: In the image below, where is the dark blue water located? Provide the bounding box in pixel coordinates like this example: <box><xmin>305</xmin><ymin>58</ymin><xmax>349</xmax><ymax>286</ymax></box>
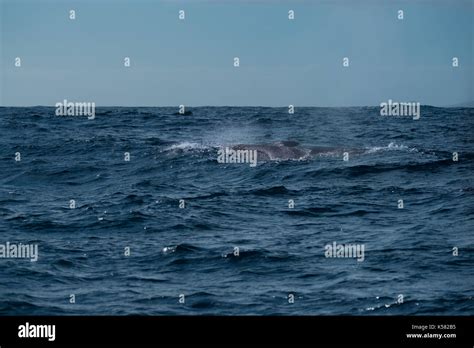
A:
<box><xmin>0</xmin><ymin>106</ymin><xmax>473</xmax><ymax>315</ymax></box>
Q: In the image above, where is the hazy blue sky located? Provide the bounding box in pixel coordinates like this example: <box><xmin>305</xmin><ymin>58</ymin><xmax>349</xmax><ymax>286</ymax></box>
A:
<box><xmin>1</xmin><ymin>0</ymin><xmax>472</xmax><ymax>106</ymax></box>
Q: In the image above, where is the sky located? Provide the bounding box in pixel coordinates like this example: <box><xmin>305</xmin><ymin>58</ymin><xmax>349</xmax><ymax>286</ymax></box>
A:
<box><xmin>1</xmin><ymin>0</ymin><xmax>472</xmax><ymax>106</ymax></box>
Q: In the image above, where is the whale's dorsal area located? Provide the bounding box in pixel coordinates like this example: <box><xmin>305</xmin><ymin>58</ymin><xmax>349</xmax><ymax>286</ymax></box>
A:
<box><xmin>230</xmin><ymin>142</ymin><xmax>360</xmax><ymax>161</ymax></box>
<box><xmin>231</xmin><ymin>142</ymin><xmax>308</xmax><ymax>160</ymax></box>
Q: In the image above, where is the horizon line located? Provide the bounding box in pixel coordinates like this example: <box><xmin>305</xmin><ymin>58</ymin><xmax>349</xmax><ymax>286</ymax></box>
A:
<box><xmin>1</xmin><ymin>104</ymin><xmax>470</xmax><ymax>108</ymax></box>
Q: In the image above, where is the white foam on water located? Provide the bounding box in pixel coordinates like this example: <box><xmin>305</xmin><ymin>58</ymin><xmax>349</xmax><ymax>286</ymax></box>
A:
<box><xmin>164</xmin><ymin>142</ymin><xmax>211</xmax><ymax>151</ymax></box>
<box><xmin>365</xmin><ymin>142</ymin><xmax>417</xmax><ymax>154</ymax></box>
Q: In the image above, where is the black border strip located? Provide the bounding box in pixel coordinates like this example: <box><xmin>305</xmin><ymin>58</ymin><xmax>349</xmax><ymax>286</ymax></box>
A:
<box><xmin>0</xmin><ymin>316</ymin><xmax>472</xmax><ymax>346</ymax></box>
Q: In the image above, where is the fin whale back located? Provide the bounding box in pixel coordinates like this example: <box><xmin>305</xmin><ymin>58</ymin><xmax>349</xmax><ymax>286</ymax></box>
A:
<box><xmin>231</xmin><ymin>144</ymin><xmax>305</xmax><ymax>160</ymax></box>
<box><xmin>230</xmin><ymin>141</ymin><xmax>360</xmax><ymax>161</ymax></box>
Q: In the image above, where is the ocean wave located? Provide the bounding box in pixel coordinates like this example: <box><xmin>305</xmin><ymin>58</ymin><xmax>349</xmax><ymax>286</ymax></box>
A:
<box><xmin>248</xmin><ymin>185</ymin><xmax>296</xmax><ymax>196</ymax></box>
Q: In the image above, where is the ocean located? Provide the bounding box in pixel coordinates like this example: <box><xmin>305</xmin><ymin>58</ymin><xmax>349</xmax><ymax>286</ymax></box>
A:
<box><xmin>0</xmin><ymin>106</ymin><xmax>473</xmax><ymax>315</ymax></box>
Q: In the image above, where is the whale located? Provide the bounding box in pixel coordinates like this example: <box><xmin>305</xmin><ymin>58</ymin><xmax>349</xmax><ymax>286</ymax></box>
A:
<box><xmin>230</xmin><ymin>141</ymin><xmax>361</xmax><ymax>161</ymax></box>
